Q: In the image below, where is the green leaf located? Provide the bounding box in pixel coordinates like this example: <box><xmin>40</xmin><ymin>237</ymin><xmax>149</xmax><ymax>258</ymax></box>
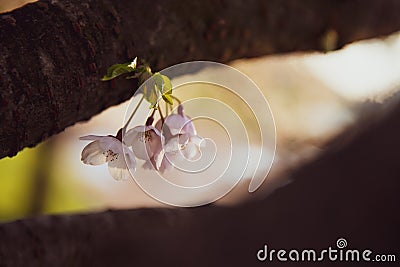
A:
<box><xmin>143</xmin><ymin>85</ymin><xmax>159</xmax><ymax>108</ymax></box>
<box><xmin>101</xmin><ymin>60</ymin><xmax>137</xmax><ymax>81</ymax></box>
<box><xmin>162</xmin><ymin>94</ymin><xmax>173</xmax><ymax>105</ymax></box>
<box><xmin>153</xmin><ymin>72</ymin><xmax>173</xmax><ymax>106</ymax></box>
<box><xmin>153</xmin><ymin>72</ymin><xmax>172</xmax><ymax>95</ymax></box>
<box><xmin>141</xmin><ymin>72</ymin><xmax>174</xmax><ymax>108</ymax></box>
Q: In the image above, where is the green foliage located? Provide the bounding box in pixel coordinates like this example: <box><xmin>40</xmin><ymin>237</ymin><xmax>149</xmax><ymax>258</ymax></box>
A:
<box><xmin>101</xmin><ymin>63</ymin><xmax>136</xmax><ymax>81</ymax></box>
<box><xmin>162</xmin><ymin>94</ymin><xmax>173</xmax><ymax>105</ymax></box>
<box><xmin>143</xmin><ymin>85</ymin><xmax>159</xmax><ymax>108</ymax></box>
<box><xmin>153</xmin><ymin>72</ymin><xmax>173</xmax><ymax>105</ymax></box>
<box><xmin>102</xmin><ymin>58</ymin><xmax>175</xmax><ymax>109</ymax></box>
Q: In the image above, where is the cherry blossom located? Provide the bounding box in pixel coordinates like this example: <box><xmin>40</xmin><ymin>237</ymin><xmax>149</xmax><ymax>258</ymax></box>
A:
<box><xmin>157</xmin><ymin>133</ymin><xmax>204</xmax><ymax>172</ymax></box>
<box><xmin>156</xmin><ymin>105</ymin><xmax>196</xmax><ymax>137</ymax></box>
<box><xmin>80</xmin><ymin>134</ymin><xmax>136</xmax><ymax>181</ymax></box>
<box><xmin>155</xmin><ymin>105</ymin><xmax>204</xmax><ymax>172</ymax></box>
<box><xmin>125</xmin><ymin>125</ymin><xmax>163</xmax><ymax>169</ymax></box>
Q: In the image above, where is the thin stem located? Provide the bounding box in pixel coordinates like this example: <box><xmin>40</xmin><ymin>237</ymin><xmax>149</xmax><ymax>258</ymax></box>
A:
<box><xmin>170</xmin><ymin>95</ymin><xmax>182</xmax><ymax>105</ymax></box>
<box><xmin>123</xmin><ymin>94</ymin><xmax>145</xmax><ymax>132</ymax></box>
<box><xmin>165</xmin><ymin>101</ymin><xmax>169</xmax><ymax>117</ymax></box>
<box><xmin>158</xmin><ymin>104</ymin><xmax>165</xmax><ymax>125</ymax></box>
<box><xmin>150</xmin><ymin>107</ymin><xmax>157</xmax><ymax>118</ymax></box>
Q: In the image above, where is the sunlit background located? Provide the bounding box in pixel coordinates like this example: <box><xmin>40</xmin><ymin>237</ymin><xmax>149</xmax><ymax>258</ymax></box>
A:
<box><xmin>1</xmin><ymin>1</ymin><xmax>400</xmax><ymax>222</ymax></box>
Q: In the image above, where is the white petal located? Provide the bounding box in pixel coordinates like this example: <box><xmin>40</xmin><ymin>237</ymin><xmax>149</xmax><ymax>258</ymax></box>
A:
<box><xmin>154</xmin><ymin>149</ymin><xmax>165</xmax><ymax>170</ymax></box>
<box><xmin>164</xmin><ymin>136</ymin><xmax>180</xmax><ymax>153</ymax></box>
<box><xmin>190</xmin><ymin>135</ymin><xmax>205</xmax><ymax>147</ymax></box>
<box><xmin>97</xmin><ymin>137</ymin><xmax>124</xmax><ymax>154</ymax></box>
<box><xmin>107</xmin><ymin>154</ymin><xmax>135</xmax><ymax>181</ymax></box>
<box><xmin>164</xmin><ymin>114</ymin><xmax>196</xmax><ymax>136</ymax></box>
<box><xmin>148</xmin><ymin>130</ymin><xmax>162</xmax><ymax>154</ymax></box>
<box><xmin>182</xmin><ymin>115</ymin><xmax>197</xmax><ymax>136</ymax></box>
<box><xmin>127</xmin><ymin>126</ymin><xmax>161</xmax><ymax>160</ymax></box>
<box><xmin>124</xmin><ymin>149</ymin><xmax>137</xmax><ymax>171</ymax></box>
<box><xmin>155</xmin><ymin>120</ymin><xmax>174</xmax><ymax>140</ymax></box>
<box><xmin>125</xmin><ymin>125</ymin><xmax>149</xmax><ymax>145</ymax></box>
<box><xmin>124</xmin><ymin>125</ymin><xmax>146</xmax><ymax>143</ymax></box>
<box><xmin>80</xmin><ymin>135</ymin><xmax>124</xmax><ymax>153</ymax></box>
<box><xmin>128</xmin><ymin>57</ymin><xmax>137</xmax><ymax>69</ymax></box>
<box><xmin>182</xmin><ymin>142</ymin><xmax>200</xmax><ymax>160</ymax></box>
<box><xmin>164</xmin><ymin>115</ymin><xmax>184</xmax><ymax>136</ymax></box>
<box><xmin>158</xmin><ymin>153</ymin><xmax>174</xmax><ymax>173</ymax></box>
<box><xmin>132</xmin><ymin>138</ymin><xmax>152</xmax><ymax>160</ymax></box>
<box><xmin>108</xmin><ymin>164</ymin><xmax>130</xmax><ymax>181</ymax></box>
<box><xmin>81</xmin><ymin>141</ymin><xmax>107</xmax><ymax>165</ymax></box>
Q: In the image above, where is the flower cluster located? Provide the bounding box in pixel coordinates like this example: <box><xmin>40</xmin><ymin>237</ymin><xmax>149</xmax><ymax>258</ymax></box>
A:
<box><xmin>80</xmin><ymin>102</ymin><xmax>203</xmax><ymax>180</ymax></box>
<box><xmin>80</xmin><ymin>58</ymin><xmax>203</xmax><ymax>180</ymax></box>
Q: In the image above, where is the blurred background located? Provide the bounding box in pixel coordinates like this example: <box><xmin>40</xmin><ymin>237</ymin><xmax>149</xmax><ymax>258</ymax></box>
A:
<box><xmin>1</xmin><ymin>1</ymin><xmax>400</xmax><ymax>222</ymax></box>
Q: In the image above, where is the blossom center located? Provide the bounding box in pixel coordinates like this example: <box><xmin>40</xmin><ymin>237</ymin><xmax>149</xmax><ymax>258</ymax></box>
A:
<box><xmin>138</xmin><ymin>131</ymin><xmax>152</xmax><ymax>143</ymax></box>
<box><xmin>103</xmin><ymin>149</ymin><xmax>119</xmax><ymax>162</ymax></box>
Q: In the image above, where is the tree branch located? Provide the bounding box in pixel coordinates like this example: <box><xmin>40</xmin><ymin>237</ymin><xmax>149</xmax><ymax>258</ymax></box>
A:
<box><xmin>1</xmin><ymin>94</ymin><xmax>399</xmax><ymax>266</ymax></box>
<box><xmin>1</xmin><ymin>0</ymin><xmax>400</xmax><ymax>158</ymax></box>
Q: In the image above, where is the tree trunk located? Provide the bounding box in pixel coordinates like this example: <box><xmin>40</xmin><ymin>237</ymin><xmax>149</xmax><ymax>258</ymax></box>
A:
<box><xmin>1</xmin><ymin>1</ymin><xmax>400</xmax><ymax>265</ymax></box>
<box><xmin>1</xmin><ymin>0</ymin><xmax>400</xmax><ymax>158</ymax></box>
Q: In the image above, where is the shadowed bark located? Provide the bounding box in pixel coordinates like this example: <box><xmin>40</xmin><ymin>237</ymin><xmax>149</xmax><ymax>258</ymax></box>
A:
<box><xmin>1</xmin><ymin>1</ymin><xmax>400</xmax><ymax>265</ymax></box>
<box><xmin>1</xmin><ymin>0</ymin><xmax>400</xmax><ymax>159</ymax></box>
<box><xmin>0</xmin><ymin>93</ymin><xmax>399</xmax><ymax>266</ymax></box>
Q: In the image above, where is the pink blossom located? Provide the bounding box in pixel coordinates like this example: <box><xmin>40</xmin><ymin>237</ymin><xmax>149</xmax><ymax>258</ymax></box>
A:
<box><xmin>155</xmin><ymin>106</ymin><xmax>204</xmax><ymax>172</ymax></box>
<box><xmin>125</xmin><ymin>125</ymin><xmax>163</xmax><ymax>169</ymax></box>
<box><xmin>80</xmin><ymin>135</ymin><xmax>136</xmax><ymax>181</ymax></box>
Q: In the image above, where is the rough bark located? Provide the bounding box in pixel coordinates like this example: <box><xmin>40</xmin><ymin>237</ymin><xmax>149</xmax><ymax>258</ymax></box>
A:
<box><xmin>0</xmin><ymin>96</ymin><xmax>399</xmax><ymax>266</ymax></box>
<box><xmin>1</xmin><ymin>2</ymin><xmax>400</xmax><ymax>264</ymax></box>
<box><xmin>1</xmin><ymin>0</ymin><xmax>400</xmax><ymax>159</ymax></box>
